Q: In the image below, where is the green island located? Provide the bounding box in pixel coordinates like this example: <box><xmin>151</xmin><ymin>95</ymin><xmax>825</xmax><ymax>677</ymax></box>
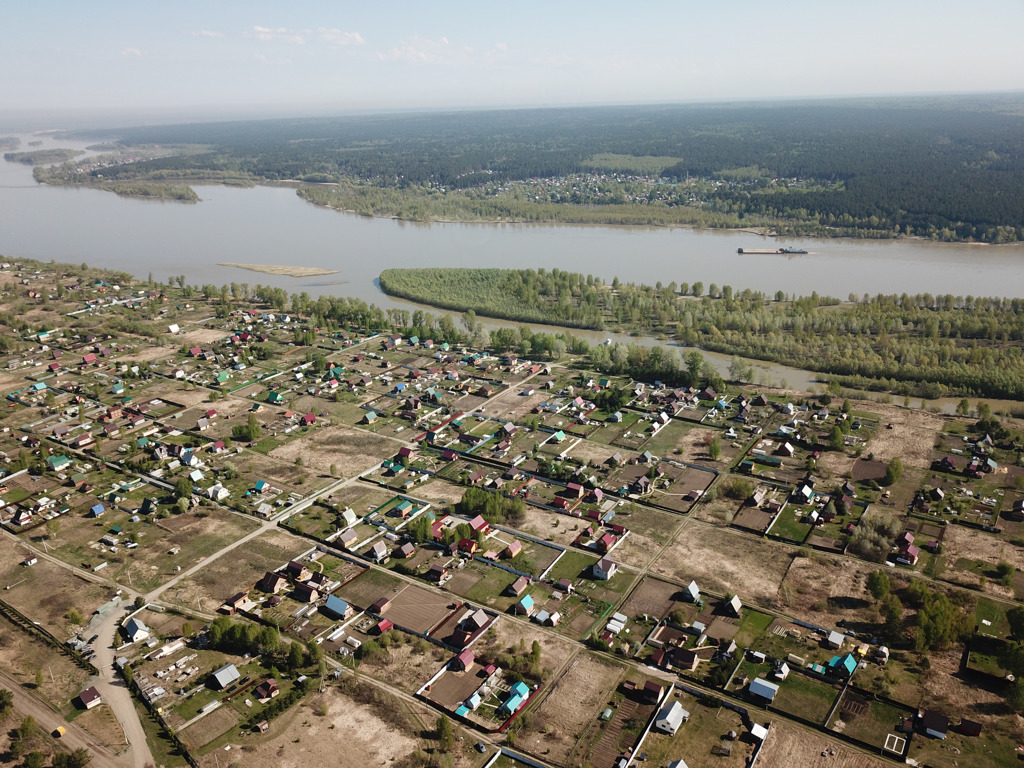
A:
<box><xmin>4</xmin><ymin>147</ymin><xmax>84</xmax><ymax>165</ymax></box>
<box><xmin>380</xmin><ymin>266</ymin><xmax>1024</xmax><ymax>400</ymax></box>
<box><xmin>41</xmin><ymin>94</ymin><xmax>1024</xmax><ymax>243</ymax></box>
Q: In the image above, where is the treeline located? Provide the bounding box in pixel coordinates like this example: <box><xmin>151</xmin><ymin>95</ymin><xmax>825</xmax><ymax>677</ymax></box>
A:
<box><xmin>378</xmin><ymin>267</ymin><xmax>1024</xmax><ymax>399</ymax></box>
<box><xmin>59</xmin><ymin>96</ymin><xmax>1024</xmax><ymax>242</ymax></box>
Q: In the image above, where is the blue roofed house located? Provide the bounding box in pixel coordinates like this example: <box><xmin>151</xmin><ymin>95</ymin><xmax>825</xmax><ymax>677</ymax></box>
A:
<box><xmin>90</xmin><ymin>504</ymin><xmax>105</xmax><ymax>518</ymax></box>
<box><xmin>515</xmin><ymin>594</ymin><xmax>535</xmax><ymax>616</ymax></box>
<box><xmin>748</xmin><ymin>677</ymin><xmax>779</xmax><ymax>703</ymax></box>
<box><xmin>323</xmin><ymin>594</ymin><xmax>353</xmax><ymax>620</ymax></box>
<box><xmin>828</xmin><ymin>653</ymin><xmax>857</xmax><ymax>678</ymax></box>
<box><xmin>500</xmin><ymin>681</ymin><xmax>531</xmax><ymax>715</ymax></box>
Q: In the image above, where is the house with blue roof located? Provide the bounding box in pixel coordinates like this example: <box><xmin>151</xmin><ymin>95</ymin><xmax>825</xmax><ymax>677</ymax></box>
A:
<box><xmin>748</xmin><ymin>677</ymin><xmax>779</xmax><ymax>703</ymax></box>
<box><xmin>323</xmin><ymin>594</ymin><xmax>353</xmax><ymax>620</ymax></box>
<box><xmin>828</xmin><ymin>653</ymin><xmax>857</xmax><ymax>678</ymax></box>
<box><xmin>515</xmin><ymin>594</ymin><xmax>535</xmax><ymax>616</ymax></box>
<box><xmin>90</xmin><ymin>504</ymin><xmax>105</xmax><ymax>518</ymax></box>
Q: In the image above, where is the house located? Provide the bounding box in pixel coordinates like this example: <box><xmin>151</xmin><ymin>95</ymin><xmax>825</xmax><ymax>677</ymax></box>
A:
<box><xmin>748</xmin><ymin>677</ymin><xmax>779</xmax><ymax>703</ymax></box>
<box><xmin>210</xmin><ymin>663</ymin><xmax>241</xmax><ymax>689</ymax></box>
<box><xmin>958</xmin><ymin>718</ymin><xmax>983</xmax><ymax>737</ymax></box>
<box><xmin>503</xmin><ymin>540</ymin><xmax>523</xmax><ymax>559</ymax></box>
<box><xmin>515</xmin><ymin>594</ymin><xmax>535</xmax><ymax>616</ymax></box>
<box><xmin>675</xmin><ymin>649</ymin><xmax>700</xmax><ymax>672</ymax></box>
<box><xmin>556</xmin><ymin>578</ymin><xmax>575</xmax><ymax>595</ymax></box>
<box><xmin>458</xmin><ymin>538</ymin><xmax>479</xmax><ymax>555</ymax></box>
<box><xmin>468</xmin><ymin>515</ymin><xmax>489</xmax><ymax>535</ymax></box>
<box><xmin>254</xmin><ymin>678</ymin><xmax>280</xmax><ymax>702</ymax></box>
<box><xmin>643</xmin><ymin>680</ymin><xmax>664</xmax><ymax>703</ymax></box>
<box><xmin>427</xmin><ymin>562</ymin><xmax>449</xmax><ymax>582</ymax></box>
<box><xmin>508</xmin><ymin>576</ymin><xmax>531</xmax><ymax>597</ymax></box>
<box><xmin>397</xmin><ymin>542</ymin><xmax>416</xmax><ymax>559</ymax></box>
<box><xmin>77</xmin><ymin>686</ymin><xmax>102</xmax><ymax>710</ymax></box>
<box><xmin>500</xmin><ymin>682</ymin><xmax>531</xmax><ymax>715</ymax></box>
<box><xmin>124</xmin><ymin>617</ymin><xmax>150</xmax><ymax>643</ymax></box>
<box><xmin>826</xmin><ymin>630</ymin><xmax>845</xmax><ymax>649</ymax></box>
<box><xmin>452</xmin><ymin>650</ymin><xmax>475</xmax><ymax>672</ymax></box>
<box><xmin>89</xmin><ymin>504</ymin><xmax>106</xmax><ymax>518</ymax></box>
<box><xmin>374</xmin><ymin>619</ymin><xmax>394</xmax><ymax>635</ymax></box>
<box><xmin>593</xmin><ymin>556</ymin><xmax>618</xmax><ymax>581</ymax></box>
<box><xmin>828</xmin><ymin>653</ymin><xmax>857</xmax><ymax>678</ymax></box>
<box><xmin>323</xmin><ymin>595</ymin><xmax>353</xmax><ymax>620</ymax></box>
<box><xmin>655</xmin><ymin>700</ymin><xmax>689</xmax><ymax>735</ymax></box>
<box><xmin>919</xmin><ymin>709</ymin><xmax>949</xmax><ymax>739</ymax></box>
<box><xmin>338</xmin><ymin>529</ymin><xmax>359</xmax><ymax>549</ymax></box>
<box><xmin>371</xmin><ymin>597</ymin><xmax>391</xmax><ymax>614</ymax></box>
<box><xmin>370</xmin><ymin>541</ymin><xmax>389</xmax><ymax>563</ymax></box>
<box><xmin>221</xmin><ymin>591</ymin><xmax>249</xmax><ymax>614</ymax></box>
<box><xmin>683</xmin><ymin>580</ymin><xmax>700</xmax><ymax>602</ymax></box>
<box><xmin>293</xmin><ymin>583</ymin><xmax>320</xmax><ymax>603</ymax></box>
<box><xmin>257</xmin><ymin>572</ymin><xmax>287</xmax><ymax>594</ymax></box>
<box><xmin>725</xmin><ymin>594</ymin><xmax>742</xmax><ymax>617</ymax></box>
<box><xmin>285</xmin><ymin>560</ymin><xmax>311</xmax><ymax>581</ymax></box>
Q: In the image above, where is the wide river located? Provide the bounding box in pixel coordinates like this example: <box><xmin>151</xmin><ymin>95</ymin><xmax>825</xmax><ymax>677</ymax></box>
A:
<box><xmin>3</xmin><ymin>131</ymin><xmax>1024</xmax><ymax>404</ymax></box>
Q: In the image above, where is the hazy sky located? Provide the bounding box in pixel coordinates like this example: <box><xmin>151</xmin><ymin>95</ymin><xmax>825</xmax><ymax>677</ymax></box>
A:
<box><xmin>4</xmin><ymin>1</ymin><xmax>1023</xmax><ymax>124</ymax></box>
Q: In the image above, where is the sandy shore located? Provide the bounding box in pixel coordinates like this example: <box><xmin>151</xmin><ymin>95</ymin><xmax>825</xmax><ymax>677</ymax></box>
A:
<box><xmin>218</xmin><ymin>262</ymin><xmax>339</xmax><ymax>277</ymax></box>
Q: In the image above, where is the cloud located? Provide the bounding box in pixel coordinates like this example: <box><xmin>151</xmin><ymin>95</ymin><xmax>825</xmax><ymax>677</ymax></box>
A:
<box><xmin>319</xmin><ymin>28</ymin><xmax>365</xmax><ymax>48</ymax></box>
<box><xmin>249</xmin><ymin>26</ymin><xmax>307</xmax><ymax>45</ymax></box>
<box><xmin>121</xmin><ymin>48</ymin><xmax>142</xmax><ymax>57</ymax></box>
<box><xmin>377</xmin><ymin>36</ymin><xmax>456</xmax><ymax>64</ymax></box>
<box><xmin>254</xmin><ymin>53</ymin><xmax>293</xmax><ymax>66</ymax></box>
<box><xmin>192</xmin><ymin>30</ymin><xmax>224</xmax><ymax>38</ymax></box>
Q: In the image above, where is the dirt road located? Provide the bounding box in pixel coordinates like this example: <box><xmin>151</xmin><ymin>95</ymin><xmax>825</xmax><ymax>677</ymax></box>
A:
<box><xmin>0</xmin><ymin>667</ymin><xmax>124</xmax><ymax>768</ymax></box>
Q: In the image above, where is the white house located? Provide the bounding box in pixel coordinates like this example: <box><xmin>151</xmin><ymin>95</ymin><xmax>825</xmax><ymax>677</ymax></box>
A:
<box><xmin>593</xmin><ymin>556</ymin><xmax>618</xmax><ymax>580</ymax></box>
<box><xmin>655</xmin><ymin>700</ymin><xmax>689</xmax><ymax>735</ymax></box>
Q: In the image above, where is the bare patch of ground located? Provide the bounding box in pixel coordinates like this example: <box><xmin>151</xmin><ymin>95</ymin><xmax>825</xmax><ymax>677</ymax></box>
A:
<box><xmin>652</xmin><ymin>522</ymin><xmax>795</xmax><ymax>607</ymax></box>
<box><xmin>757</xmin><ymin>719</ymin><xmax>892</xmax><ymax>768</ymax></box>
<box><xmin>815</xmin><ymin>451</ymin><xmax>855</xmax><ymax>479</ymax></box>
<box><xmin>178</xmin><ymin>328</ymin><xmax>229</xmax><ymax>345</ymax></box>
<box><xmin>777</xmin><ymin>555</ymin><xmax>879</xmax><ymax>624</ymax></box>
<box><xmin>160</xmin><ymin>529</ymin><xmax>305</xmax><ymax>612</ymax></box>
<box><xmin>270</xmin><ymin>425</ymin><xmax>400</xmax><ymax>477</ymax></box>
<box><xmin>676</xmin><ymin>427</ymin><xmax>718</xmax><ymax>464</ymax></box>
<box><xmin>513</xmin><ymin>506</ymin><xmax>585</xmax><ymax>548</ymax></box>
<box><xmin>197</xmin><ymin>683</ymin><xmax>425</xmax><ymax>768</ymax></box>
<box><xmin>476</xmin><ymin>619</ymin><xmax>577</xmax><ymax>680</ymax></box>
<box><xmin>359</xmin><ymin>637</ymin><xmax>447</xmax><ymax>694</ymax></box>
<box><xmin>519</xmin><ymin>653</ymin><xmax>622</xmax><ymax>764</ymax></box>
<box><xmin>864</xmin><ymin>405</ymin><xmax>946</xmax><ymax>469</ymax></box>
<box><xmin>565</xmin><ymin>439</ymin><xmax>618</xmax><ymax>468</ymax></box>
<box><xmin>411</xmin><ymin>478</ymin><xmax>465</xmax><ymax>506</ymax></box>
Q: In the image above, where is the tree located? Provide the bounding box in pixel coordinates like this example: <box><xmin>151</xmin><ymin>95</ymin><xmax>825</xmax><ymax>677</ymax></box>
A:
<box><xmin>956</xmin><ymin>398</ymin><xmax>970</xmax><ymax>416</ymax></box>
<box><xmin>0</xmin><ymin>688</ymin><xmax>13</xmax><ymax>718</ymax></box>
<box><xmin>829</xmin><ymin>425</ymin><xmax>844</xmax><ymax>451</ymax></box>
<box><xmin>866</xmin><ymin>570</ymin><xmax>890</xmax><ymax>600</ymax></box>
<box><xmin>288</xmin><ymin>641</ymin><xmax>306</xmax><ymax>670</ymax></box>
<box><xmin>174</xmin><ymin>477</ymin><xmax>193</xmax><ymax>500</ymax></box>
<box><xmin>882</xmin><ymin>457</ymin><xmax>904</xmax><ymax>486</ymax></box>
<box><xmin>728</xmin><ymin>355</ymin><xmax>752</xmax><ymax>382</ymax></box>
<box><xmin>881</xmin><ymin>594</ymin><xmax>903</xmax><ymax>628</ymax></box>
<box><xmin>1008</xmin><ymin>606</ymin><xmax>1024</xmax><ymax>641</ymax></box>
<box><xmin>436</xmin><ymin>714</ymin><xmax>455</xmax><ymax>751</ymax></box>
<box><xmin>708</xmin><ymin>436</ymin><xmax>721</xmax><ymax>461</ymax></box>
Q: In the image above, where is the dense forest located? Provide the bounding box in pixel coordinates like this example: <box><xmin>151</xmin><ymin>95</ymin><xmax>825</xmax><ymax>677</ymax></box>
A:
<box><xmin>380</xmin><ymin>267</ymin><xmax>1024</xmax><ymax>400</ymax></box>
<box><xmin>47</xmin><ymin>95</ymin><xmax>1024</xmax><ymax>242</ymax></box>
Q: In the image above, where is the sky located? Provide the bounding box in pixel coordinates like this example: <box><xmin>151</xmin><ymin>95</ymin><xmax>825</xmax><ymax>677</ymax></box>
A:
<box><xmin>3</xmin><ymin>0</ymin><xmax>1024</xmax><ymax>127</ymax></box>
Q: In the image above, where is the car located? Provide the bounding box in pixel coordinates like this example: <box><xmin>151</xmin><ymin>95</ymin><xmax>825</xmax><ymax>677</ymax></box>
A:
<box><xmin>474</xmin><ymin>743</ymin><xmax>487</xmax><ymax>754</ymax></box>
<box><xmin>52</xmin><ymin>727</ymin><xmax>67</xmax><ymax>738</ymax></box>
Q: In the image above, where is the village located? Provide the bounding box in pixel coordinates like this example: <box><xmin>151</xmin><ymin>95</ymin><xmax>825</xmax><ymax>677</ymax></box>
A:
<box><xmin>2</xmin><ymin>259</ymin><xmax>1024</xmax><ymax>768</ymax></box>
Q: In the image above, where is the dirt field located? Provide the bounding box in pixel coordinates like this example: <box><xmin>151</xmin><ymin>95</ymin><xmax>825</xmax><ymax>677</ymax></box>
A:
<box><xmin>363</xmin><ymin>639</ymin><xmax>449</xmax><ymax>695</ymax></box>
<box><xmin>864</xmin><ymin>405</ymin><xmax>946</xmax><ymax>469</ymax></box>
<box><xmin>776</xmin><ymin>555</ymin><xmax>878</xmax><ymax>622</ymax></box>
<box><xmin>270</xmin><ymin>425</ymin><xmax>402</xmax><ymax>477</ymax></box>
<box><xmin>160</xmin><ymin>529</ymin><xmax>307</xmax><ymax>612</ymax></box>
<box><xmin>651</xmin><ymin>521</ymin><xmax>795</xmax><ymax>606</ymax></box>
<box><xmin>565</xmin><ymin>439</ymin><xmax>619</xmax><ymax>468</ymax></box>
<box><xmin>675</xmin><ymin>426</ymin><xmax>719</xmax><ymax>464</ymax></box>
<box><xmin>618</xmin><ymin>576</ymin><xmax>682</xmax><ymax>620</ymax></box>
<box><xmin>757</xmin><ymin>719</ymin><xmax>892</xmax><ymax>768</ymax></box>
<box><xmin>0</xmin><ymin>621</ymin><xmax>91</xmax><ymax>710</ymax></box>
<box><xmin>410</xmin><ymin>477</ymin><xmax>465</xmax><ymax>506</ymax></box>
<box><xmin>519</xmin><ymin>653</ymin><xmax>622</xmax><ymax>764</ymax></box>
<box><xmin>943</xmin><ymin>524</ymin><xmax>1024</xmax><ymax>584</ymax></box>
<box><xmin>196</xmin><ymin>684</ymin><xmax>425</xmax><ymax>768</ymax></box>
<box><xmin>475</xmin><ymin>618</ymin><xmax>577</xmax><ymax>680</ymax></box>
<box><xmin>179</xmin><ymin>328</ymin><xmax>229</xmax><ymax>345</ymax></box>
<box><xmin>0</xmin><ymin>536</ymin><xmax>113</xmax><ymax>635</ymax></box>
<box><xmin>512</xmin><ymin>506</ymin><xmax>585</xmax><ymax>547</ymax></box>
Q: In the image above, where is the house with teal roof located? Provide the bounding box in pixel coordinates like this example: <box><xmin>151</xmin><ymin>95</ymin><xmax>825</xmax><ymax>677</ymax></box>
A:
<box><xmin>47</xmin><ymin>455</ymin><xmax>72</xmax><ymax>472</ymax></box>
<box><xmin>515</xmin><ymin>594</ymin><xmax>535</xmax><ymax>616</ymax></box>
<box><xmin>828</xmin><ymin>653</ymin><xmax>857</xmax><ymax>677</ymax></box>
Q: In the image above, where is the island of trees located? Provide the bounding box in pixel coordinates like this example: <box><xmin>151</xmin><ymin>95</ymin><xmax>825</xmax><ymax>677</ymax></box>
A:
<box><xmin>380</xmin><ymin>267</ymin><xmax>1024</xmax><ymax>400</ymax></box>
<box><xmin>38</xmin><ymin>93</ymin><xmax>1024</xmax><ymax>243</ymax></box>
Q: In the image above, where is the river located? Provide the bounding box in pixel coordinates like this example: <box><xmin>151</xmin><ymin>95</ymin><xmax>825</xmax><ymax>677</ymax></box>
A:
<box><xmin>3</xmin><ymin>130</ymin><xmax>1024</xmax><ymax>409</ymax></box>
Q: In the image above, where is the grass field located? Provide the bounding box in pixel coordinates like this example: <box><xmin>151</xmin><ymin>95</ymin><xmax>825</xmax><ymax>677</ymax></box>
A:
<box><xmin>772</xmin><ymin>673</ymin><xmax>840</xmax><ymax>725</ymax></box>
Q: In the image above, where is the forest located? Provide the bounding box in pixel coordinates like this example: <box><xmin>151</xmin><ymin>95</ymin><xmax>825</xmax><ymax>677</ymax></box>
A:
<box><xmin>379</xmin><ymin>267</ymin><xmax>1024</xmax><ymax>400</ymax></box>
<box><xmin>49</xmin><ymin>94</ymin><xmax>1024</xmax><ymax>242</ymax></box>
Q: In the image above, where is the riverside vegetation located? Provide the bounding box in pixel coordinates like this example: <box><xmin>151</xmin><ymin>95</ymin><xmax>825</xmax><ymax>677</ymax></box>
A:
<box><xmin>380</xmin><ymin>267</ymin><xmax>1024</xmax><ymax>400</ymax></box>
<box><xmin>44</xmin><ymin>94</ymin><xmax>1024</xmax><ymax>242</ymax></box>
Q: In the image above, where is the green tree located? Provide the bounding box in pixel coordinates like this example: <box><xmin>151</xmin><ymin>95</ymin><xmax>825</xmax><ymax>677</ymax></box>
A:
<box><xmin>436</xmin><ymin>714</ymin><xmax>455</xmax><ymax>751</ymax></box>
<box><xmin>708</xmin><ymin>436</ymin><xmax>721</xmax><ymax>461</ymax></box>
<box><xmin>882</xmin><ymin>457</ymin><xmax>904</xmax><ymax>486</ymax></box>
<box><xmin>1007</xmin><ymin>606</ymin><xmax>1024</xmax><ymax>641</ymax></box>
<box><xmin>829</xmin><ymin>425</ymin><xmax>844</xmax><ymax>451</ymax></box>
<box><xmin>0</xmin><ymin>688</ymin><xmax>13</xmax><ymax>718</ymax></box>
<box><xmin>287</xmin><ymin>641</ymin><xmax>306</xmax><ymax>670</ymax></box>
<box><xmin>866</xmin><ymin>570</ymin><xmax>890</xmax><ymax>601</ymax></box>
<box><xmin>174</xmin><ymin>477</ymin><xmax>193</xmax><ymax>500</ymax></box>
